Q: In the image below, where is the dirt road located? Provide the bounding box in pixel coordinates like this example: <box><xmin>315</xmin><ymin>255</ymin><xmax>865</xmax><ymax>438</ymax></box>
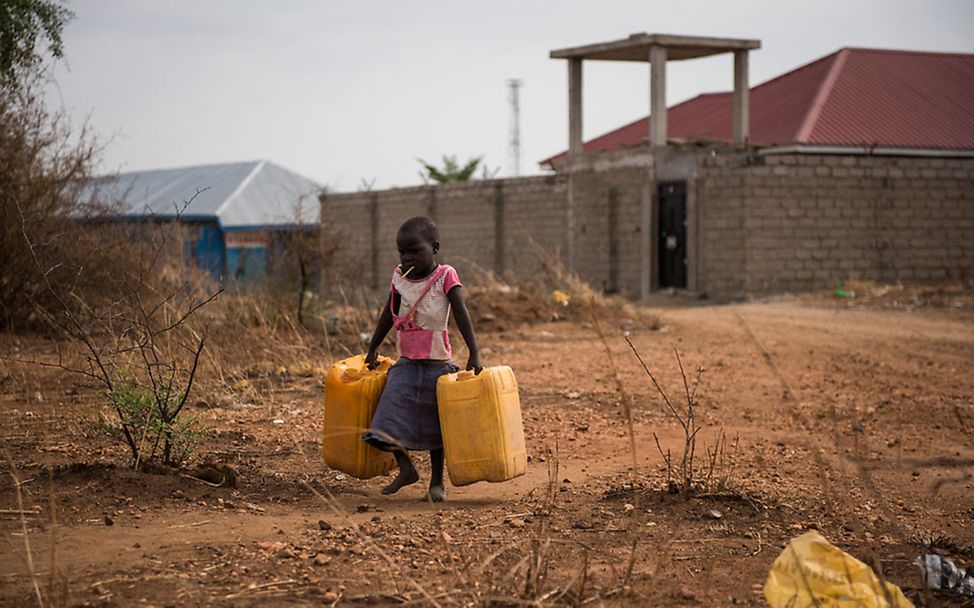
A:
<box><xmin>2</xmin><ymin>297</ymin><xmax>972</xmax><ymax>606</ymax></box>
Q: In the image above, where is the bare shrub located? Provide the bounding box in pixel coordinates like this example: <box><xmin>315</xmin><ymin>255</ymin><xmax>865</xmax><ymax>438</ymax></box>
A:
<box><xmin>0</xmin><ymin>78</ymin><xmax>113</xmax><ymax>330</ymax></box>
<box><xmin>625</xmin><ymin>336</ymin><xmax>733</xmax><ymax>496</ymax></box>
<box><xmin>13</xmin><ymin>182</ymin><xmax>221</xmax><ymax>467</ymax></box>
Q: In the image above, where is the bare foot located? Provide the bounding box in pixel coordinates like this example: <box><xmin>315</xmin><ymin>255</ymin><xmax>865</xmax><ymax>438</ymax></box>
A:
<box><xmin>382</xmin><ymin>469</ymin><xmax>419</xmax><ymax>494</ymax></box>
<box><xmin>427</xmin><ymin>483</ymin><xmax>446</xmax><ymax>502</ymax></box>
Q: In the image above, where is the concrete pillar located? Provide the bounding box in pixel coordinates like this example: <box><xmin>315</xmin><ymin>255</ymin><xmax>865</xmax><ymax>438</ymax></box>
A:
<box><xmin>426</xmin><ymin>186</ymin><xmax>437</xmax><ymax>222</ymax></box>
<box><xmin>733</xmin><ymin>50</ymin><xmax>749</xmax><ymax>144</ymax></box>
<box><xmin>649</xmin><ymin>44</ymin><xmax>667</xmax><ymax>147</ymax></box>
<box><xmin>369</xmin><ymin>192</ymin><xmax>379</xmax><ymax>289</ymax></box>
<box><xmin>565</xmin><ymin>174</ymin><xmax>575</xmax><ymax>272</ymax></box>
<box><xmin>639</xmin><ymin>179</ymin><xmax>652</xmax><ymax>298</ymax></box>
<box><xmin>493</xmin><ymin>182</ymin><xmax>505</xmax><ymax>276</ymax></box>
<box><xmin>568</xmin><ymin>58</ymin><xmax>583</xmax><ymax>156</ymax></box>
<box><xmin>607</xmin><ymin>187</ymin><xmax>619</xmax><ymax>293</ymax></box>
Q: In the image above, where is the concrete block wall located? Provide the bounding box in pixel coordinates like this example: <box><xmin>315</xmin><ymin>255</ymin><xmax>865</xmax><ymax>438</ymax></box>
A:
<box><xmin>697</xmin><ymin>152</ymin><xmax>974</xmax><ymax>296</ymax></box>
<box><xmin>323</xmin><ymin>150</ymin><xmax>973</xmax><ymax>300</ymax></box>
<box><xmin>499</xmin><ymin>177</ymin><xmax>567</xmax><ymax>282</ymax></box>
<box><xmin>569</xmin><ymin>166</ymin><xmax>650</xmax><ymax>297</ymax></box>
<box><xmin>696</xmin><ymin>155</ymin><xmax>749</xmax><ymax>297</ymax></box>
<box><xmin>321</xmin><ymin>176</ymin><xmax>568</xmax><ymax>294</ymax></box>
<box><xmin>431</xmin><ymin>181</ymin><xmax>497</xmax><ymax>281</ymax></box>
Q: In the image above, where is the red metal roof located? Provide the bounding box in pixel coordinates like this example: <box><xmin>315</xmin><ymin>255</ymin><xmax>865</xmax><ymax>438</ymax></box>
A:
<box><xmin>542</xmin><ymin>47</ymin><xmax>974</xmax><ymax>166</ymax></box>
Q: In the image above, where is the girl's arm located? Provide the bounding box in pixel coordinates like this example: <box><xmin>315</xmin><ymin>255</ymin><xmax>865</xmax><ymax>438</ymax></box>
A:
<box><xmin>447</xmin><ymin>286</ymin><xmax>482</xmax><ymax>373</ymax></box>
<box><xmin>365</xmin><ymin>292</ymin><xmax>397</xmax><ymax>369</ymax></box>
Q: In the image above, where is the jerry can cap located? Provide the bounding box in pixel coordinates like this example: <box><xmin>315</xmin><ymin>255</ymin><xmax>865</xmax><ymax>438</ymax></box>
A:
<box><xmin>340</xmin><ymin>367</ymin><xmax>362</xmax><ymax>382</ymax></box>
<box><xmin>457</xmin><ymin>370</ymin><xmax>477</xmax><ymax>381</ymax></box>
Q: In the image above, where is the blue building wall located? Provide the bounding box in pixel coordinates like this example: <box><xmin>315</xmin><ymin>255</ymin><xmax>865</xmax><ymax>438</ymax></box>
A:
<box><xmin>226</xmin><ymin>246</ymin><xmax>269</xmax><ymax>284</ymax></box>
<box><xmin>182</xmin><ymin>221</ymin><xmax>226</xmax><ymax>282</ymax></box>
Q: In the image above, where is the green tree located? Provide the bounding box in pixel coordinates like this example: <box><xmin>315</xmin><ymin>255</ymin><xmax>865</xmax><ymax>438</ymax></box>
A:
<box><xmin>418</xmin><ymin>154</ymin><xmax>482</xmax><ymax>183</ymax></box>
<box><xmin>1</xmin><ymin>0</ymin><xmax>73</xmax><ymax>91</ymax></box>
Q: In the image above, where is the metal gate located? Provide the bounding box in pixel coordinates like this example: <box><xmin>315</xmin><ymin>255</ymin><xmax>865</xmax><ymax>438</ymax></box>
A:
<box><xmin>658</xmin><ymin>181</ymin><xmax>687</xmax><ymax>288</ymax></box>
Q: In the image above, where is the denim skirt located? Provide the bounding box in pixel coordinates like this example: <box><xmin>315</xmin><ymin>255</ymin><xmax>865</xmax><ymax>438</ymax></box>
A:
<box><xmin>363</xmin><ymin>358</ymin><xmax>459</xmax><ymax>451</ymax></box>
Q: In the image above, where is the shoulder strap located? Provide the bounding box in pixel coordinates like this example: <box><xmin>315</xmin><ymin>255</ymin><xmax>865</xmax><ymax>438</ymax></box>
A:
<box><xmin>391</xmin><ymin>265</ymin><xmax>448</xmax><ymax>324</ymax></box>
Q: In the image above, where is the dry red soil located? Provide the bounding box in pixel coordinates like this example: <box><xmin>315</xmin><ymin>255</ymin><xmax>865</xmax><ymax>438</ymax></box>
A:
<box><xmin>2</xmin><ymin>291</ymin><xmax>973</xmax><ymax>606</ymax></box>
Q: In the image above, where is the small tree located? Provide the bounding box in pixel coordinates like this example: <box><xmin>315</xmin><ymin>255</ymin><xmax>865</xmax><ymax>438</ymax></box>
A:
<box><xmin>17</xmin><ymin>192</ymin><xmax>222</xmax><ymax>468</ymax></box>
<box><xmin>0</xmin><ymin>0</ymin><xmax>73</xmax><ymax>92</ymax></box>
<box><xmin>2</xmin><ymin>0</ymin><xmax>216</xmax><ymax>469</ymax></box>
<box><xmin>418</xmin><ymin>154</ymin><xmax>482</xmax><ymax>183</ymax></box>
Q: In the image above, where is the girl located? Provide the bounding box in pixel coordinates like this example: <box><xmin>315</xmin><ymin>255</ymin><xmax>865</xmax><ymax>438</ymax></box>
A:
<box><xmin>363</xmin><ymin>216</ymin><xmax>482</xmax><ymax>502</ymax></box>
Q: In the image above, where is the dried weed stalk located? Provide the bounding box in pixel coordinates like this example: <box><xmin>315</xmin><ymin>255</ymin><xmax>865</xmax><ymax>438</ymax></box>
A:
<box><xmin>625</xmin><ymin>336</ymin><xmax>730</xmax><ymax>496</ymax></box>
<box><xmin>5</xmin><ymin>453</ymin><xmax>43</xmax><ymax>607</ymax></box>
<box><xmin>586</xmin><ymin>299</ymin><xmax>637</xmax><ymax>470</ymax></box>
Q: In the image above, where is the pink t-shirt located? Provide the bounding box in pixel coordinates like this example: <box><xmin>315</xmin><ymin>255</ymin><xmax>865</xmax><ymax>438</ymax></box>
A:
<box><xmin>391</xmin><ymin>264</ymin><xmax>462</xmax><ymax>360</ymax></box>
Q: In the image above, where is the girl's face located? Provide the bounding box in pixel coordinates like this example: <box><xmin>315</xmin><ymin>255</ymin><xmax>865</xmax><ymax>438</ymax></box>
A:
<box><xmin>396</xmin><ymin>229</ymin><xmax>438</xmax><ymax>278</ymax></box>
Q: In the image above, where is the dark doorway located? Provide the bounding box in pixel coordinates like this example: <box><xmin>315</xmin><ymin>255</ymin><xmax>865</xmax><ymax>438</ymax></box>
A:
<box><xmin>658</xmin><ymin>181</ymin><xmax>687</xmax><ymax>288</ymax></box>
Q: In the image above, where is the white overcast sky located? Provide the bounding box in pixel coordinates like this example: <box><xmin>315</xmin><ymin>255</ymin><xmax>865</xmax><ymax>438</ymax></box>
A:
<box><xmin>49</xmin><ymin>0</ymin><xmax>974</xmax><ymax>191</ymax></box>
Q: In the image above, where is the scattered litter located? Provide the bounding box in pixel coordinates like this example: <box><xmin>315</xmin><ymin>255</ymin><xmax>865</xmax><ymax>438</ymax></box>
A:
<box><xmin>564</xmin><ymin>391</ymin><xmax>581</xmax><ymax>400</ymax></box>
<box><xmin>272</xmin><ymin>419</ymin><xmax>285</xmax><ymax>425</ymax></box>
<box><xmin>764</xmin><ymin>531</ymin><xmax>913</xmax><ymax>608</ymax></box>
<box><xmin>834</xmin><ymin>283</ymin><xmax>855</xmax><ymax>299</ymax></box>
<box><xmin>552</xmin><ymin>290</ymin><xmax>570</xmax><ymax>306</ymax></box>
<box><xmin>916</xmin><ymin>554</ymin><xmax>974</xmax><ymax>596</ymax></box>
<box><xmin>359</xmin><ymin>332</ymin><xmax>372</xmax><ymax>343</ymax></box>
<box><xmin>705</xmin><ymin>509</ymin><xmax>724</xmax><ymax>520</ymax></box>
<box><xmin>538</xmin><ymin>330</ymin><xmax>555</xmax><ymax>339</ymax></box>
<box><xmin>33</xmin><ymin>391</ymin><xmax>43</xmax><ymax>403</ymax></box>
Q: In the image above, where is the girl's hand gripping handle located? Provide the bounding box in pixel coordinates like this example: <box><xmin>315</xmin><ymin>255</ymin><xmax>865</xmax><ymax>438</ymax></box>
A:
<box><xmin>466</xmin><ymin>352</ymin><xmax>483</xmax><ymax>375</ymax></box>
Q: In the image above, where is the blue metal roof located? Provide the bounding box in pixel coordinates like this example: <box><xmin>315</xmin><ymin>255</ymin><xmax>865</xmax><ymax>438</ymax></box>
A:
<box><xmin>88</xmin><ymin>160</ymin><xmax>321</xmax><ymax>229</ymax></box>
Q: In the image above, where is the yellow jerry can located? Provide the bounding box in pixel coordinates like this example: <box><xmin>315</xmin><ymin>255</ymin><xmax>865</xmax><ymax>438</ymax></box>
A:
<box><xmin>436</xmin><ymin>366</ymin><xmax>527</xmax><ymax>486</ymax></box>
<box><xmin>323</xmin><ymin>354</ymin><xmax>397</xmax><ymax>479</ymax></box>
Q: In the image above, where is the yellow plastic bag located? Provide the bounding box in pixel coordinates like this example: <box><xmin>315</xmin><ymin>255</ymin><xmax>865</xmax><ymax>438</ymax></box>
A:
<box><xmin>764</xmin><ymin>531</ymin><xmax>913</xmax><ymax>608</ymax></box>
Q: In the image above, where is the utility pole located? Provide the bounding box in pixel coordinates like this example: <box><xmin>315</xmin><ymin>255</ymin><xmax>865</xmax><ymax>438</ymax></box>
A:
<box><xmin>508</xmin><ymin>79</ymin><xmax>522</xmax><ymax>177</ymax></box>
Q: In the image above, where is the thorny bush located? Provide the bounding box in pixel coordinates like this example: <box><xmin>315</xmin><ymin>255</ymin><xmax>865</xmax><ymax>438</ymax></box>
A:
<box><xmin>2</xmin><ymin>74</ymin><xmax>221</xmax><ymax>467</ymax></box>
<box><xmin>0</xmin><ymin>76</ymin><xmax>109</xmax><ymax>330</ymax></box>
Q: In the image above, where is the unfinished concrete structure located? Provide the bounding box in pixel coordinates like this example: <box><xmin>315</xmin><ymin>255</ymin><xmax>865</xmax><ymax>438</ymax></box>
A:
<box><xmin>321</xmin><ymin>35</ymin><xmax>974</xmax><ymax>299</ymax></box>
<box><xmin>550</xmin><ymin>33</ymin><xmax>761</xmax><ymax>296</ymax></box>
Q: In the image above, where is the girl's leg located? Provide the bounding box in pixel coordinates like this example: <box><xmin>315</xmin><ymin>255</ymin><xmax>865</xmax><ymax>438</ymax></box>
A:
<box><xmin>428</xmin><ymin>448</ymin><xmax>445</xmax><ymax>502</ymax></box>
<box><xmin>382</xmin><ymin>449</ymin><xmax>419</xmax><ymax>495</ymax></box>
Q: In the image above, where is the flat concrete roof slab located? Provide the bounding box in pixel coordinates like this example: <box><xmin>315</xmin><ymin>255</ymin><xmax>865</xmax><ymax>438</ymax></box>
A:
<box><xmin>550</xmin><ymin>33</ymin><xmax>761</xmax><ymax>62</ymax></box>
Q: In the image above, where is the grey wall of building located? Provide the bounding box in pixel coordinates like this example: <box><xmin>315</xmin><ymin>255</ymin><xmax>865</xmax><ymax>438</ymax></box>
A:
<box><xmin>320</xmin><ymin>147</ymin><xmax>974</xmax><ymax>300</ymax></box>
